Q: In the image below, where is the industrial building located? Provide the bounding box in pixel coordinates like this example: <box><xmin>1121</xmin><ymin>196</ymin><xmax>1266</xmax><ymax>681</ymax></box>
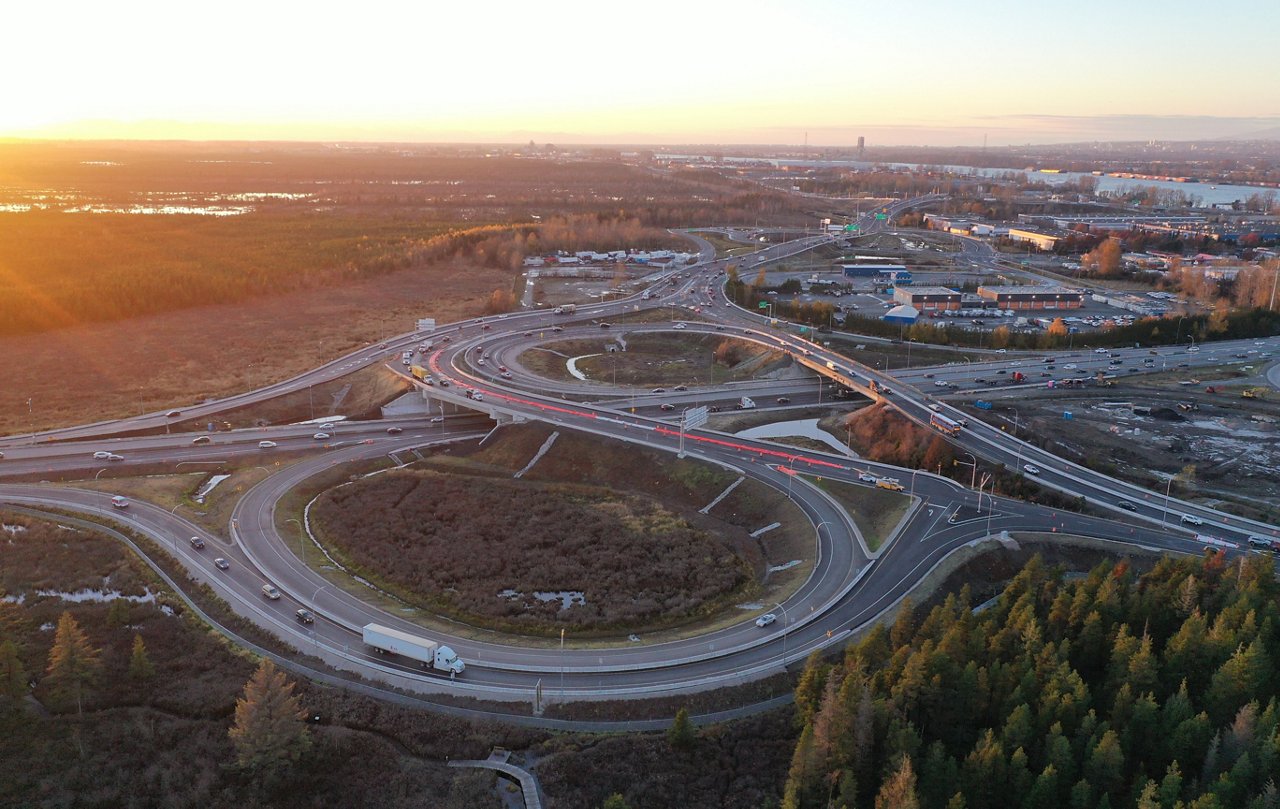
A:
<box><xmin>893</xmin><ymin>286</ymin><xmax>963</xmax><ymax>311</ymax></box>
<box><xmin>977</xmin><ymin>286</ymin><xmax>1084</xmax><ymax>310</ymax></box>
<box><xmin>841</xmin><ymin>263</ymin><xmax>905</xmax><ymax>278</ymax></box>
<box><xmin>1006</xmin><ymin>228</ymin><xmax>1062</xmax><ymax>251</ymax></box>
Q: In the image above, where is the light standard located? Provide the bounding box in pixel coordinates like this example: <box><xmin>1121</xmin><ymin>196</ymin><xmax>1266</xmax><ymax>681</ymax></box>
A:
<box><xmin>1161</xmin><ymin>476</ymin><xmax>1174</xmax><ymax>528</ymax></box>
<box><xmin>774</xmin><ymin>601</ymin><xmax>790</xmax><ymax>664</ymax></box>
<box><xmin>26</xmin><ymin>398</ymin><xmax>34</xmax><ymax>438</ymax></box>
<box><xmin>286</xmin><ymin>517</ymin><xmax>306</xmax><ymax>559</ymax></box>
<box><xmin>1006</xmin><ymin>406</ymin><xmax>1023</xmax><ymax>471</ymax></box>
<box><xmin>956</xmin><ymin>452</ymin><xmax>978</xmax><ymax>490</ymax></box>
<box><xmin>1175</xmin><ymin>316</ymin><xmax>1187</xmax><ymax>346</ymax></box>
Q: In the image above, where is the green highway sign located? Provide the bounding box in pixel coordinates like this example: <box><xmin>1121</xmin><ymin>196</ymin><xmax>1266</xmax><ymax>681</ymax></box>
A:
<box><xmin>843</xmin><ymin>224</ymin><xmax>859</xmax><ymax>232</ymax></box>
<box><xmin>758</xmin><ymin>302</ymin><xmax>769</xmax><ymax>309</ymax></box>
<box><xmin>875</xmin><ymin>213</ymin><xmax>888</xmax><ymax>220</ymax></box>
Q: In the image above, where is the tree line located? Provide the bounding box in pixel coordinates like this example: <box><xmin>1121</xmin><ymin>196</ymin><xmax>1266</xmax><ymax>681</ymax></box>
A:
<box><xmin>782</xmin><ymin>552</ymin><xmax>1280</xmax><ymax>808</ymax></box>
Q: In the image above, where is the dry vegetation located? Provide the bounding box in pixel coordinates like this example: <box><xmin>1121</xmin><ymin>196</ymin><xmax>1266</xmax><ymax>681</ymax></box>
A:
<box><xmin>0</xmin><ymin>510</ymin><xmax>538</xmax><ymax>807</ymax></box>
<box><xmin>517</xmin><ymin>333</ymin><xmax>785</xmax><ymax>386</ymax></box>
<box><xmin>810</xmin><ymin>476</ymin><xmax>912</xmax><ymax>552</ymax></box>
<box><xmin>311</xmin><ymin>470</ymin><xmax>753</xmax><ymax>635</ymax></box>
<box><xmin>0</xmin><ymin>141</ymin><xmax>812</xmax><ymax>435</ymax></box>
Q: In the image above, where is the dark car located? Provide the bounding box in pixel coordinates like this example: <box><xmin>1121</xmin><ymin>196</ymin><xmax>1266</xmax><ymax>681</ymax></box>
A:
<box><xmin>1117</xmin><ymin>501</ymin><xmax>1138</xmax><ymax>512</ymax></box>
<box><xmin>599</xmin><ymin>322</ymin><xmax>611</xmax><ymax>329</ymax></box>
<box><xmin>189</xmin><ymin>536</ymin><xmax>205</xmax><ymax>550</ymax></box>
<box><xmin>295</xmin><ymin>609</ymin><xmax>315</xmax><ymax>625</ymax></box>
<box><xmin>776</xmin><ymin>396</ymin><xmax>791</xmax><ymax>404</ymax></box>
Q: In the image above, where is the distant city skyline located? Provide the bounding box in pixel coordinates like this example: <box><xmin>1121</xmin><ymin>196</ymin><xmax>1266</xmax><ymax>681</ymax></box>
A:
<box><xmin>6</xmin><ymin>0</ymin><xmax>1278</xmax><ymax>147</ymax></box>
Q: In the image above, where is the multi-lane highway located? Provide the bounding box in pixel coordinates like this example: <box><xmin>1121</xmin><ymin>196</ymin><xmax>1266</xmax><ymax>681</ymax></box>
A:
<box><xmin>3</xmin><ymin>193</ymin><xmax>1276</xmax><ymax>709</ymax></box>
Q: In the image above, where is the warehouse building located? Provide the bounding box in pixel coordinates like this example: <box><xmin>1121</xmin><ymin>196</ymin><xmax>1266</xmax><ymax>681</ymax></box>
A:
<box><xmin>893</xmin><ymin>286</ymin><xmax>963</xmax><ymax>311</ymax></box>
<box><xmin>841</xmin><ymin>263</ymin><xmax>905</xmax><ymax>278</ymax></box>
<box><xmin>1006</xmin><ymin>228</ymin><xmax>1061</xmax><ymax>251</ymax></box>
<box><xmin>977</xmin><ymin>286</ymin><xmax>1084</xmax><ymax>310</ymax></box>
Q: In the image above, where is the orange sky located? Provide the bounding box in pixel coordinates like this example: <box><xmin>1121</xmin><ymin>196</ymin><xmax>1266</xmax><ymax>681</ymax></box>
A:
<box><xmin>6</xmin><ymin>1</ymin><xmax>1277</xmax><ymax>146</ymax></box>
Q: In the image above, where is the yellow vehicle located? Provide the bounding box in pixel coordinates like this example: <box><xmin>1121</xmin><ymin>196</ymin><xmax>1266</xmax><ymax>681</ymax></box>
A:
<box><xmin>1242</xmin><ymin>388</ymin><xmax>1266</xmax><ymax>399</ymax></box>
<box><xmin>876</xmin><ymin>478</ymin><xmax>905</xmax><ymax>492</ymax></box>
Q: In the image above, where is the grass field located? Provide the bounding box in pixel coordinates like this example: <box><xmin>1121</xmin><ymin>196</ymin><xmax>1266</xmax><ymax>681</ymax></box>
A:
<box><xmin>692</xmin><ymin>231</ymin><xmax>764</xmax><ymax>259</ymax></box>
<box><xmin>517</xmin><ymin>332</ymin><xmax>785</xmax><ymax>386</ymax></box>
<box><xmin>810</xmin><ymin>476</ymin><xmax>912</xmax><ymax>552</ymax></box>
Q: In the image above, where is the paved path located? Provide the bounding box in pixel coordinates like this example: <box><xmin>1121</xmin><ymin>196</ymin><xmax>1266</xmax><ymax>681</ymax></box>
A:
<box><xmin>450</xmin><ymin>750</ymin><xmax>544</xmax><ymax>809</ymax></box>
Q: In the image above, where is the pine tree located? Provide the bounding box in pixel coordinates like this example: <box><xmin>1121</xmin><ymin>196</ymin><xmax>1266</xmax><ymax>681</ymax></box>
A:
<box><xmin>0</xmin><ymin>639</ymin><xmax>28</xmax><ymax>705</ymax></box>
<box><xmin>794</xmin><ymin>650</ymin><xmax>828</xmax><ymax>723</ymax></box>
<box><xmin>1022</xmin><ymin>765</ymin><xmax>1059</xmax><ymax>809</ymax></box>
<box><xmin>891</xmin><ymin>598</ymin><xmax>916</xmax><ymax>649</ymax></box>
<box><xmin>105</xmin><ymin>598</ymin><xmax>130</xmax><ymax>629</ymax></box>
<box><xmin>1158</xmin><ymin>761</ymin><xmax>1183</xmax><ymax>808</ymax></box>
<box><xmin>601</xmin><ymin>794</ymin><xmax>630</xmax><ymax>809</ymax></box>
<box><xmin>875</xmin><ymin>755</ymin><xmax>919</xmax><ymax>809</ymax></box>
<box><xmin>44</xmin><ymin>612</ymin><xmax>101</xmax><ymax>715</ymax></box>
<box><xmin>128</xmin><ymin>634</ymin><xmax>154</xmax><ymax>681</ymax></box>
<box><xmin>668</xmin><ymin>707</ymin><xmax>695</xmax><ymax>752</ymax></box>
<box><xmin>228</xmin><ymin>659</ymin><xmax>310</xmax><ymax>773</ymax></box>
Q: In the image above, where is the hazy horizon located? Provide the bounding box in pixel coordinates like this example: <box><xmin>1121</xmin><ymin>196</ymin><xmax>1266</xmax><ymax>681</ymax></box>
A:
<box><xmin>6</xmin><ymin>0</ymin><xmax>1279</xmax><ymax>147</ymax></box>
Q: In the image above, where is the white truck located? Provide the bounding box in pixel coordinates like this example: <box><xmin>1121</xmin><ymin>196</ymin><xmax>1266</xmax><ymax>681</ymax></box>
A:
<box><xmin>738</xmin><ymin>396</ymin><xmax>756</xmax><ymax>410</ymax></box>
<box><xmin>553</xmin><ymin>304</ymin><xmax>577</xmax><ymax>315</ymax></box>
<box><xmin>362</xmin><ymin>624</ymin><xmax>465</xmax><ymax>676</ymax></box>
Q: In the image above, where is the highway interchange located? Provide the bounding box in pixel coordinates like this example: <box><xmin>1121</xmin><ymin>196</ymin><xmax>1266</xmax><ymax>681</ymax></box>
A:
<box><xmin>3</xmin><ymin>194</ymin><xmax>1278</xmax><ymax>711</ymax></box>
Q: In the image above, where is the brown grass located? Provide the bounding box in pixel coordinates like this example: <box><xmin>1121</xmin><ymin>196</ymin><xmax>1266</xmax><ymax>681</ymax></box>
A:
<box><xmin>0</xmin><ymin>257</ymin><xmax>508</xmax><ymax>436</ymax></box>
<box><xmin>811</xmin><ymin>476</ymin><xmax>912</xmax><ymax>552</ymax></box>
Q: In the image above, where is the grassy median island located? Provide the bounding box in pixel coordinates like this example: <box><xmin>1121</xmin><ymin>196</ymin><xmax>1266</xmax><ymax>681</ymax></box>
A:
<box><xmin>808</xmin><ymin>476</ymin><xmax>912</xmax><ymax>552</ymax></box>
<box><xmin>517</xmin><ymin>332</ymin><xmax>788</xmax><ymax>386</ymax></box>
<box><xmin>295</xmin><ymin>424</ymin><xmax>816</xmax><ymax>641</ymax></box>
<box><xmin>310</xmin><ymin>470</ymin><xmax>755</xmax><ymax>635</ymax></box>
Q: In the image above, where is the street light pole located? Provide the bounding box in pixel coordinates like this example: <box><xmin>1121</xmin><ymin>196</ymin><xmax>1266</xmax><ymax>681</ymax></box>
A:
<box><xmin>287</xmin><ymin>517</ymin><xmax>305</xmax><ymax>559</ymax></box>
<box><xmin>1161</xmin><ymin>476</ymin><xmax>1174</xmax><ymax>528</ymax></box>
<box><xmin>774</xmin><ymin>601</ymin><xmax>790</xmax><ymax>664</ymax></box>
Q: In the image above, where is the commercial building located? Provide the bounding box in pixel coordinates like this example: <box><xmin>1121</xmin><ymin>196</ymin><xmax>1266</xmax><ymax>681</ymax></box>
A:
<box><xmin>1006</xmin><ymin>228</ymin><xmax>1061</xmax><ymax>251</ymax></box>
<box><xmin>977</xmin><ymin>285</ymin><xmax>1084</xmax><ymax>310</ymax></box>
<box><xmin>893</xmin><ymin>286</ymin><xmax>962</xmax><ymax>311</ymax></box>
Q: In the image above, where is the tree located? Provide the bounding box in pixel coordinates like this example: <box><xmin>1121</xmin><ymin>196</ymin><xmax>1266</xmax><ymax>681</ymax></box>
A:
<box><xmin>0</xmin><ymin>639</ymin><xmax>27</xmax><ymax>705</ymax></box>
<box><xmin>228</xmin><ymin>659</ymin><xmax>310</xmax><ymax>774</ymax></box>
<box><xmin>44</xmin><ymin>612</ymin><xmax>101</xmax><ymax>715</ymax></box>
<box><xmin>1047</xmin><ymin>318</ymin><xmax>1068</xmax><ymax>338</ymax></box>
<box><xmin>875</xmin><ymin>755</ymin><xmax>920</xmax><ymax>809</ymax></box>
<box><xmin>602</xmin><ymin>795</ymin><xmax>631</xmax><ymax>809</ymax></box>
<box><xmin>668</xmin><ymin>707</ymin><xmax>695</xmax><ymax>752</ymax></box>
<box><xmin>128</xmin><ymin>634</ymin><xmax>154</xmax><ymax>681</ymax></box>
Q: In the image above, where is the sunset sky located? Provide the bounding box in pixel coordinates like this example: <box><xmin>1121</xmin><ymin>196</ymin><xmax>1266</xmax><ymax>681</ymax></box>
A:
<box><xmin>6</xmin><ymin>0</ymin><xmax>1278</xmax><ymax>146</ymax></box>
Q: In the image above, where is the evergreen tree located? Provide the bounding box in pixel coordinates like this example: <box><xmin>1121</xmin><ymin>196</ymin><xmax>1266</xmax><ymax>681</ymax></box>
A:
<box><xmin>891</xmin><ymin>599</ymin><xmax>916</xmax><ymax>649</ymax></box>
<box><xmin>44</xmin><ymin>612</ymin><xmax>101</xmax><ymax>715</ymax></box>
<box><xmin>1022</xmin><ymin>765</ymin><xmax>1059</xmax><ymax>809</ymax></box>
<box><xmin>875</xmin><ymin>755</ymin><xmax>919</xmax><ymax>809</ymax></box>
<box><xmin>128</xmin><ymin>634</ymin><xmax>154</xmax><ymax>681</ymax></box>
<box><xmin>105</xmin><ymin>598</ymin><xmax>130</xmax><ymax>629</ymax></box>
<box><xmin>601</xmin><ymin>794</ymin><xmax>630</xmax><ymax>809</ymax></box>
<box><xmin>1158</xmin><ymin>761</ymin><xmax>1184</xmax><ymax>808</ymax></box>
<box><xmin>0</xmin><ymin>639</ymin><xmax>28</xmax><ymax>706</ymax></box>
<box><xmin>794</xmin><ymin>651</ymin><xmax>828</xmax><ymax>724</ymax></box>
<box><xmin>228</xmin><ymin>659</ymin><xmax>310</xmax><ymax>774</ymax></box>
<box><xmin>668</xmin><ymin>707</ymin><xmax>695</xmax><ymax>752</ymax></box>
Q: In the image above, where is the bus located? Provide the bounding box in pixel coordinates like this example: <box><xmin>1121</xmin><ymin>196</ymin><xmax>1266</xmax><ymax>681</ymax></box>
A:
<box><xmin>930</xmin><ymin>412</ymin><xmax>963</xmax><ymax>435</ymax></box>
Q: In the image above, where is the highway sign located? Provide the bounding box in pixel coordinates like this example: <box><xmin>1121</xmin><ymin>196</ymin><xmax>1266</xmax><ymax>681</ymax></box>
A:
<box><xmin>844</xmin><ymin>224</ymin><xmax>859</xmax><ymax>232</ymax></box>
<box><xmin>758</xmin><ymin>302</ymin><xmax>769</xmax><ymax>309</ymax></box>
<box><xmin>875</xmin><ymin>213</ymin><xmax>888</xmax><ymax>221</ymax></box>
<box><xmin>416</xmin><ymin>318</ymin><xmax>437</xmax><ymax>331</ymax></box>
<box><xmin>684</xmin><ymin>406</ymin><xmax>709</xmax><ymax>429</ymax></box>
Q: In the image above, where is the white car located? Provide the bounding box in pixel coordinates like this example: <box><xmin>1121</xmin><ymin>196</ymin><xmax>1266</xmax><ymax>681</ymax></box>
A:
<box><xmin>261</xmin><ymin>584</ymin><xmax>281</xmax><ymax>600</ymax></box>
<box><xmin>93</xmin><ymin>451</ymin><xmax>112</xmax><ymax>460</ymax></box>
<box><xmin>934</xmin><ymin>380</ymin><xmax>949</xmax><ymax>387</ymax></box>
<box><xmin>755</xmin><ymin>613</ymin><xmax>777</xmax><ymax>628</ymax></box>
<box><xmin>673</xmin><ymin>322</ymin><xmax>687</xmax><ymax>329</ymax></box>
<box><xmin>258</xmin><ymin>440</ymin><xmax>277</xmax><ymax>449</ymax></box>
<box><xmin>858</xmin><ymin>472</ymin><xmax>878</xmax><ymax>483</ymax></box>
<box><xmin>106</xmin><ymin>453</ymin><xmax>124</xmax><ymax>461</ymax></box>
<box><xmin>1181</xmin><ymin>514</ymin><xmax>1204</xmax><ymax>526</ymax></box>
<box><xmin>1063</xmin><ymin>364</ymin><xmax>1077</xmax><ymax>369</ymax></box>
<box><xmin>318</xmin><ymin>423</ymin><xmax>334</xmax><ymax>430</ymax></box>
<box><xmin>1023</xmin><ymin>464</ymin><xmax>1041</xmax><ymax>475</ymax></box>
<box><xmin>313</xmin><ymin>433</ymin><xmax>330</xmax><ymax>440</ymax></box>
<box><xmin>430</xmin><ymin>417</ymin><xmax>444</xmax><ymax>424</ymax></box>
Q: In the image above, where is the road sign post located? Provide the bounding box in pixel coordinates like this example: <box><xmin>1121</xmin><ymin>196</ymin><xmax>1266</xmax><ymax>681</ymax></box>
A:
<box><xmin>679</xmin><ymin>406</ymin><xmax>708</xmax><ymax>458</ymax></box>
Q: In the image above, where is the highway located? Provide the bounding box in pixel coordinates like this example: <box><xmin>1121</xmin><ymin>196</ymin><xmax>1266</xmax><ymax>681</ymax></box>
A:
<box><xmin>2</xmin><ymin>192</ymin><xmax>1276</xmax><ymax>708</ymax></box>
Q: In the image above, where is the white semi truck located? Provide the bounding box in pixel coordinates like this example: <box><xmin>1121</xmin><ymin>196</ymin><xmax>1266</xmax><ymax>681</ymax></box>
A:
<box><xmin>738</xmin><ymin>396</ymin><xmax>756</xmax><ymax>410</ymax></box>
<box><xmin>553</xmin><ymin>304</ymin><xmax>577</xmax><ymax>315</ymax></box>
<box><xmin>362</xmin><ymin>624</ymin><xmax>465</xmax><ymax>676</ymax></box>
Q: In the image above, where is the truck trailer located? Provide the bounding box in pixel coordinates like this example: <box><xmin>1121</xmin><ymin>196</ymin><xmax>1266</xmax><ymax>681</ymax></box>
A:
<box><xmin>362</xmin><ymin>624</ymin><xmax>465</xmax><ymax>676</ymax></box>
<box><xmin>553</xmin><ymin>304</ymin><xmax>577</xmax><ymax>315</ymax></box>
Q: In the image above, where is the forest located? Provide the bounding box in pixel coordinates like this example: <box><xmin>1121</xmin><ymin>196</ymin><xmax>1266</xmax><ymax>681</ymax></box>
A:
<box><xmin>782</xmin><ymin>552</ymin><xmax>1280</xmax><ymax>809</ymax></box>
